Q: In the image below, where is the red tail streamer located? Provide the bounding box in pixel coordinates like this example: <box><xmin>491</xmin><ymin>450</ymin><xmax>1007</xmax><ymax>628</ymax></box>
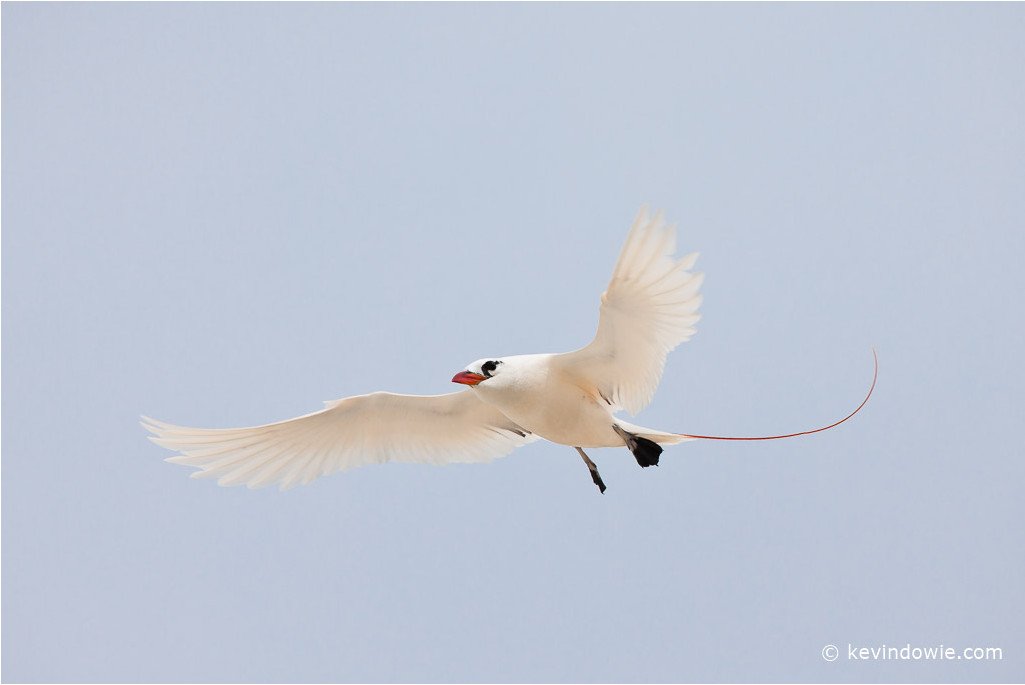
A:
<box><xmin>679</xmin><ymin>348</ymin><xmax>878</xmax><ymax>441</ymax></box>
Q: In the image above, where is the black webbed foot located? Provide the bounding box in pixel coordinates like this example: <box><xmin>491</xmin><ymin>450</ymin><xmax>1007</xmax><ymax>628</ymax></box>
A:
<box><xmin>612</xmin><ymin>425</ymin><xmax>663</xmax><ymax>468</ymax></box>
<box><xmin>631</xmin><ymin>436</ymin><xmax>662</xmax><ymax>467</ymax></box>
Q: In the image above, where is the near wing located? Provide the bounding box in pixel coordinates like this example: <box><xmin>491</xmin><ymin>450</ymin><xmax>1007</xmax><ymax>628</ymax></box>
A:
<box><xmin>556</xmin><ymin>207</ymin><xmax>703</xmax><ymax>415</ymax></box>
<box><xmin>142</xmin><ymin>390</ymin><xmax>535</xmax><ymax>490</ymax></box>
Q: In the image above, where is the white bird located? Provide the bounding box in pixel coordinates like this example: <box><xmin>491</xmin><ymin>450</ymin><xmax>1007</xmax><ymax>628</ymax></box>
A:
<box><xmin>144</xmin><ymin>207</ymin><xmax>874</xmax><ymax>493</ymax></box>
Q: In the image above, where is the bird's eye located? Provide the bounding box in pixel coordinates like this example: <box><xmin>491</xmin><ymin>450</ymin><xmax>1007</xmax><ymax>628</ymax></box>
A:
<box><xmin>481</xmin><ymin>360</ymin><xmax>500</xmax><ymax>378</ymax></box>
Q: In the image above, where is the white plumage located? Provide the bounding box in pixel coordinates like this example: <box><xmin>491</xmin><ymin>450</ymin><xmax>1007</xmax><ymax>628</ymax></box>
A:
<box><xmin>144</xmin><ymin>207</ymin><xmax>703</xmax><ymax>492</ymax></box>
<box><xmin>143</xmin><ymin>391</ymin><xmax>536</xmax><ymax>490</ymax></box>
<box><xmin>556</xmin><ymin>209</ymin><xmax>703</xmax><ymax>415</ymax></box>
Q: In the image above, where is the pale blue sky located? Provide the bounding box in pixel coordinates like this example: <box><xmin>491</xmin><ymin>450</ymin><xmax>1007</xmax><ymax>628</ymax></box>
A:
<box><xmin>3</xmin><ymin>3</ymin><xmax>1023</xmax><ymax>683</ymax></box>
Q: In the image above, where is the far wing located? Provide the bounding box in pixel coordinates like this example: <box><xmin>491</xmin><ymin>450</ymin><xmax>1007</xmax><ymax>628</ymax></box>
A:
<box><xmin>143</xmin><ymin>390</ymin><xmax>535</xmax><ymax>490</ymax></box>
<box><xmin>555</xmin><ymin>208</ymin><xmax>703</xmax><ymax>415</ymax></box>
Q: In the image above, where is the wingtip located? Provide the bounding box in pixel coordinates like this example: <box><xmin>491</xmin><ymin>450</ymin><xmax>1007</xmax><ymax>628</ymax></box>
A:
<box><xmin>140</xmin><ymin>415</ymin><xmax>178</xmax><ymax>434</ymax></box>
<box><xmin>140</xmin><ymin>420</ymin><xmax>161</xmax><ymax>436</ymax></box>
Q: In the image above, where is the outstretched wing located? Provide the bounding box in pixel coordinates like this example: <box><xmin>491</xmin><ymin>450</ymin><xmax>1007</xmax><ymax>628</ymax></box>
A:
<box><xmin>143</xmin><ymin>390</ymin><xmax>535</xmax><ymax>490</ymax></box>
<box><xmin>555</xmin><ymin>207</ymin><xmax>703</xmax><ymax>415</ymax></box>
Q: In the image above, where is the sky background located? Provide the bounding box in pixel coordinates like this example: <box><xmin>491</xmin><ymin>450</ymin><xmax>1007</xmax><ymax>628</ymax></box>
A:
<box><xmin>3</xmin><ymin>3</ymin><xmax>1023</xmax><ymax>683</ymax></box>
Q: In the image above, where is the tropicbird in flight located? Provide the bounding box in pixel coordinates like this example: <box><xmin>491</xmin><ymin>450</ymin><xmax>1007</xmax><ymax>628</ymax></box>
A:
<box><xmin>143</xmin><ymin>208</ymin><xmax>874</xmax><ymax>493</ymax></box>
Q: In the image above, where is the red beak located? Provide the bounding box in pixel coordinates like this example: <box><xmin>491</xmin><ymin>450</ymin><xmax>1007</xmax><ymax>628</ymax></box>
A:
<box><xmin>452</xmin><ymin>371</ymin><xmax>486</xmax><ymax>386</ymax></box>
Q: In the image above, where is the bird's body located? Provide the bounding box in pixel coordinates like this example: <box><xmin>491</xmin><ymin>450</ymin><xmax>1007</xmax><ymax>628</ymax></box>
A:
<box><xmin>145</xmin><ymin>206</ymin><xmax>872</xmax><ymax>493</ymax></box>
<box><xmin>468</xmin><ymin>353</ymin><xmax>596</xmax><ymax>446</ymax></box>
<box><xmin>467</xmin><ymin>353</ymin><xmax>687</xmax><ymax>449</ymax></box>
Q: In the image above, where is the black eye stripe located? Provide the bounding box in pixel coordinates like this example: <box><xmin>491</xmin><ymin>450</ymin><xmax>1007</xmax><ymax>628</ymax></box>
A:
<box><xmin>481</xmin><ymin>360</ymin><xmax>501</xmax><ymax>377</ymax></box>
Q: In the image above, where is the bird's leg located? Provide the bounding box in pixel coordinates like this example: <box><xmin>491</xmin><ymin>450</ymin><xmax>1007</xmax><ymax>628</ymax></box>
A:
<box><xmin>575</xmin><ymin>447</ymin><xmax>606</xmax><ymax>494</ymax></box>
<box><xmin>612</xmin><ymin>424</ymin><xmax>662</xmax><ymax>468</ymax></box>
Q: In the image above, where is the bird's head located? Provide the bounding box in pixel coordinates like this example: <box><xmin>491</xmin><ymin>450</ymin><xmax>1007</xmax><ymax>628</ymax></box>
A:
<box><xmin>451</xmin><ymin>359</ymin><xmax>504</xmax><ymax>387</ymax></box>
